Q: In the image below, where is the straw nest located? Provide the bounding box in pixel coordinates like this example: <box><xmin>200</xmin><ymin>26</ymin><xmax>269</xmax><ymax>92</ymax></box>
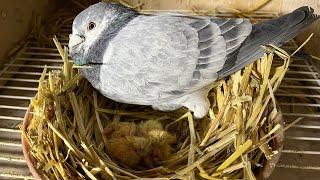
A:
<box><xmin>22</xmin><ymin>35</ymin><xmax>293</xmax><ymax>180</ymax></box>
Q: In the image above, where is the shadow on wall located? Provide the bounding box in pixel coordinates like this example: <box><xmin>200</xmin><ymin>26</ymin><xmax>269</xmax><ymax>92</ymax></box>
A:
<box><xmin>0</xmin><ymin>0</ymin><xmax>65</xmax><ymax>64</ymax></box>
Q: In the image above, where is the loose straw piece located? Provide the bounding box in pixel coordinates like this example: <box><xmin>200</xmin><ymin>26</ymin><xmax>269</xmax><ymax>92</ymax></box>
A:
<box><xmin>200</xmin><ymin>97</ymin><xmax>230</xmax><ymax>146</ymax></box>
<box><xmin>80</xmin><ymin>163</ymin><xmax>98</xmax><ymax>180</ymax></box>
<box><xmin>291</xmin><ymin>33</ymin><xmax>314</xmax><ymax>57</ymax></box>
<box><xmin>260</xmin><ymin>124</ymin><xmax>281</xmax><ymax>141</ymax></box>
<box><xmin>48</xmin><ymin>122</ymin><xmax>85</xmax><ymax>158</ymax></box>
<box><xmin>211</xmin><ymin>162</ymin><xmax>244</xmax><ymax>177</ymax></box>
<box><xmin>93</xmin><ymin>92</ymin><xmax>109</xmax><ymax>150</ymax></box>
<box><xmin>177</xmin><ymin>134</ymin><xmax>234</xmax><ymax>176</ymax></box>
<box><xmin>251</xmin><ymin>117</ymin><xmax>303</xmax><ymax>151</ymax></box>
<box><xmin>187</xmin><ymin>112</ymin><xmax>196</xmax><ymax>179</ymax></box>
<box><xmin>267</xmin><ymin>80</ymin><xmax>277</xmax><ymax>111</ymax></box>
<box><xmin>73</xmin><ymin>65</ymin><xmax>93</xmax><ymax>69</ymax></box>
<box><xmin>311</xmin><ymin>55</ymin><xmax>320</xmax><ymax>61</ymax></box>
<box><xmin>68</xmin><ymin>92</ymin><xmax>88</xmax><ymax>142</ymax></box>
<box><xmin>215</xmin><ymin>140</ymin><xmax>253</xmax><ymax>172</ymax></box>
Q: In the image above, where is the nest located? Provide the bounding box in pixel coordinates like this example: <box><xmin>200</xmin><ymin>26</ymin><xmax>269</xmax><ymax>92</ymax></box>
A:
<box><xmin>22</xmin><ymin>37</ymin><xmax>292</xmax><ymax>180</ymax></box>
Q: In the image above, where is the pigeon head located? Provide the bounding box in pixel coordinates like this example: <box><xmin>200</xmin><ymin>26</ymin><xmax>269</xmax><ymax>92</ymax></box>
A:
<box><xmin>69</xmin><ymin>2</ymin><xmax>137</xmax><ymax>65</ymax></box>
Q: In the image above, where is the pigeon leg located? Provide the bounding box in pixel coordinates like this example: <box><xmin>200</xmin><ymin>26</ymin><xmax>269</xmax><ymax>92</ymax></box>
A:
<box><xmin>182</xmin><ymin>87</ymin><xmax>211</xmax><ymax>119</ymax></box>
<box><xmin>152</xmin><ymin>87</ymin><xmax>211</xmax><ymax>118</ymax></box>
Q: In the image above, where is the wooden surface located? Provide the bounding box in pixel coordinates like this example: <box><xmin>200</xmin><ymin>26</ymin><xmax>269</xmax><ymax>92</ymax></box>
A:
<box><xmin>0</xmin><ymin>0</ymin><xmax>62</xmax><ymax>64</ymax></box>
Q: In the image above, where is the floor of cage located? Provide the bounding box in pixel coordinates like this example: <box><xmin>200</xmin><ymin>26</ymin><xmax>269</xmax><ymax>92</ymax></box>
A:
<box><xmin>0</xmin><ymin>15</ymin><xmax>320</xmax><ymax>180</ymax></box>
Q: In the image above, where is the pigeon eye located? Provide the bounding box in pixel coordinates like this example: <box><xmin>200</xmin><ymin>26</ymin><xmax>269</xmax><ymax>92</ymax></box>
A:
<box><xmin>87</xmin><ymin>22</ymin><xmax>96</xmax><ymax>30</ymax></box>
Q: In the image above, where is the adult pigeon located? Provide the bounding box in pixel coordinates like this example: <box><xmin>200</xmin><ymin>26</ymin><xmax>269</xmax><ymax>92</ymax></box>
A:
<box><xmin>69</xmin><ymin>2</ymin><xmax>318</xmax><ymax>118</ymax></box>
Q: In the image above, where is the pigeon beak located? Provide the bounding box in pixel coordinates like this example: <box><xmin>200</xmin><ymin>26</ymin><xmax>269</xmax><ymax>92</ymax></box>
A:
<box><xmin>69</xmin><ymin>34</ymin><xmax>85</xmax><ymax>65</ymax></box>
<box><xmin>68</xmin><ymin>34</ymin><xmax>85</xmax><ymax>49</ymax></box>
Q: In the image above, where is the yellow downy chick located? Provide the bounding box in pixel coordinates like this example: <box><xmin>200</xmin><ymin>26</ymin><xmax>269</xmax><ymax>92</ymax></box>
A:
<box><xmin>127</xmin><ymin>136</ymin><xmax>152</xmax><ymax>157</ymax></box>
<box><xmin>148</xmin><ymin>130</ymin><xmax>176</xmax><ymax>160</ymax></box>
<box><xmin>104</xmin><ymin>120</ymin><xmax>176</xmax><ymax>168</ymax></box>
<box><xmin>105</xmin><ymin>137</ymin><xmax>141</xmax><ymax>167</ymax></box>
<box><xmin>138</xmin><ymin>120</ymin><xmax>176</xmax><ymax>166</ymax></box>
<box><xmin>104</xmin><ymin>121</ymin><xmax>137</xmax><ymax>138</ymax></box>
<box><xmin>138</xmin><ymin>119</ymin><xmax>163</xmax><ymax>136</ymax></box>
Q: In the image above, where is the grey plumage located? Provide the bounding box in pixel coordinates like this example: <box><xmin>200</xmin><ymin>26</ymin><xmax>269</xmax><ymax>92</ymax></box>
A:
<box><xmin>69</xmin><ymin>2</ymin><xmax>318</xmax><ymax>118</ymax></box>
<box><xmin>218</xmin><ymin>6</ymin><xmax>319</xmax><ymax>78</ymax></box>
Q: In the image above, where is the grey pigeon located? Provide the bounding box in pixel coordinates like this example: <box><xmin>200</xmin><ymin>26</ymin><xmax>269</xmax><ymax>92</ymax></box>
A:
<box><xmin>69</xmin><ymin>2</ymin><xmax>318</xmax><ymax>118</ymax></box>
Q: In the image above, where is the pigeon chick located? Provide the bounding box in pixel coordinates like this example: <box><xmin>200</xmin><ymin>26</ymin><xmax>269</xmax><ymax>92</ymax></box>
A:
<box><xmin>104</xmin><ymin>120</ymin><xmax>176</xmax><ymax>168</ymax></box>
<box><xmin>137</xmin><ymin>120</ymin><xmax>176</xmax><ymax>167</ymax></box>
<box><xmin>69</xmin><ymin>2</ymin><xmax>318</xmax><ymax>118</ymax></box>
<box><xmin>103</xmin><ymin>121</ymin><xmax>137</xmax><ymax>138</ymax></box>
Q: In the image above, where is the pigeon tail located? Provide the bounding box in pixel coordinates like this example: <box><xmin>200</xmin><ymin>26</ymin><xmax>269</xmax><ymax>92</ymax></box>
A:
<box><xmin>218</xmin><ymin>6</ymin><xmax>319</xmax><ymax>78</ymax></box>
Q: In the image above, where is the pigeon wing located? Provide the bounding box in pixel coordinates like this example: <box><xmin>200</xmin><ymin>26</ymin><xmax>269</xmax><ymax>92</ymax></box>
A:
<box><xmin>97</xmin><ymin>15</ymin><xmax>252</xmax><ymax>104</ymax></box>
